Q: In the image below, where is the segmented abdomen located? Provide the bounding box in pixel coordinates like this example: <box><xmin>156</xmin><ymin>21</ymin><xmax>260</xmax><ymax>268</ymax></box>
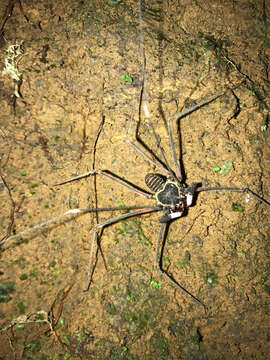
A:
<box><xmin>145</xmin><ymin>173</ymin><xmax>166</xmax><ymax>193</ymax></box>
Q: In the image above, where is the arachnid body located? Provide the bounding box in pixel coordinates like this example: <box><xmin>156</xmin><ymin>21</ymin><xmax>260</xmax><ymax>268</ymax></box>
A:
<box><xmin>145</xmin><ymin>173</ymin><xmax>198</xmax><ymax>222</ymax></box>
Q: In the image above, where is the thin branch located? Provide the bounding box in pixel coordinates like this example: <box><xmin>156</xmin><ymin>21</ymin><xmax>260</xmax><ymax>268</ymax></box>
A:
<box><xmin>0</xmin><ymin>173</ymin><xmax>15</xmax><ymax>241</ymax></box>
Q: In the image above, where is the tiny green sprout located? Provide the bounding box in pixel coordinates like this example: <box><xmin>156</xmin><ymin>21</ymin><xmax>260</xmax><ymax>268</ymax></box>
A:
<box><xmin>25</xmin><ymin>341</ymin><xmax>41</xmax><ymax>353</ymax></box>
<box><xmin>263</xmin><ymin>284</ymin><xmax>270</xmax><ymax>295</ymax></box>
<box><xmin>153</xmin><ymin>8</ymin><xmax>161</xmax><ymax>12</ymax></box>
<box><xmin>261</xmin><ymin>113</ymin><xmax>269</xmax><ymax>132</ymax></box>
<box><xmin>40</xmin><ymin>58</ymin><xmax>48</xmax><ymax>64</ymax></box>
<box><xmin>213</xmin><ymin>160</ymin><xmax>233</xmax><ymax>174</ymax></box>
<box><xmin>177</xmin><ymin>261</ymin><xmax>185</xmax><ymax>268</ymax></box>
<box><xmin>205</xmin><ymin>271</ymin><xmax>217</xmax><ymax>284</ymax></box>
<box><xmin>213</xmin><ymin>164</ymin><xmax>221</xmax><ymax>172</ymax></box>
<box><xmin>126</xmin><ymin>295</ymin><xmax>131</xmax><ymax>301</ymax></box>
<box><xmin>231</xmin><ymin>203</ymin><xmax>244</xmax><ymax>212</ymax></box>
<box><xmin>77</xmin><ymin>333</ymin><xmax>85</xmax><ymax>342</ymax></box>
<box><xmin>0</xmin><ymin>280</ymin><xmax>15</xmax><ymax>301</ymax></box>
<box><xmin>54</xmin><ymin>269</ymin><xmax>61</xmax><ymax>275</ymax></box>
<box><xmin>31</xmin><ymin>183</ymin><xmax>39</xmax><ymax>188</ymax></box>
<box><xmin>37</xmin><ymin>312</ymin><xmax>45</xmax><ymax>320</ymax></box>
<box><xmin>111</xmin><ymin>157</ymin><xmax>116</xmax><ymax>164</ymax></box>
<box><xmin>120</xmin><ymin>74</ymin><xmax>133</xmax><ymax>83</ymax></box>
<box><xmin>108</xmin><ymin>0</ymin><xmax>123</xmax><ymax>4</ymax></box>
<box><xmin>117</xmin><ymin>228</ymin><xmax>125</xmax><ymax>235</ymax></box>
<box><xmin>58</xmin><ymin>318</ymin><xmax>65</xmax><ymax>326</ymax></box>
<box><xmin>151</xmin><ymin>280</ymin><xmax>162</xmax><ymax>288</ymax></box>
<box><xmin>220</xmin><ymin>160</ymin><xmax>233</xmax><ymax>174</ymax></box>
<box><xmin>55</xmin><ymin>135</ymin><xmax>60</xmax><ymax>141</ymax></box>
<box><xmin>48</xmin><ymin>63</ymin><xmax>57</xmax><ymax>70</ymax></box>
<box><xmin>17</xmin><ymin>323</ymin><xmax>25</xmax><ymax>330</ymax></box>
<box><xmin>108</xmin><ymin>302</ymin><xmax>116</xmax><ymax>312</ymax></box>
<box><xmin>17</xmin><ymin>301</ymin><xmax>26</xmax><ymax>314</ymax></box>
<box><xmin>178</xmin><ymin>251</ymin><xmax>190</xmax><ymax>268</ymax></box>
<box><xmin>30</xmin><ymin>269</ymin><xmax>38</xmax><ymax>278</ymax></box>
<box><xmin>0</xmin><ymin>283</ymin><xmax>14</xmax><ymax>303</ymax></box>
<box><xmin>63</xmin><ymin>336</ymin><xmax>71</xmax><ymax>345</ymax></box>
<box><xmin>191</xmin><ymin>333</ymin><xmax>200</xmax><ymax>345</ymax></box>
<box><xmin>20</xmin><ymin>273</ymin><xmax>28</xmax><ymax>280</ymax></box>
<box><xmin>21</xmin><ymin>171</ymin><xmax>27</xmax><ymax>176</ymax></box>
<box><xmin>29</xmin><ymin>191</ymin><xmax>36</xmax><ymax>196</ymax></box>
<box><xmin>0</xmin><ymin>294</ymin><xmax>11</xmax><ymax>303</ymax></box>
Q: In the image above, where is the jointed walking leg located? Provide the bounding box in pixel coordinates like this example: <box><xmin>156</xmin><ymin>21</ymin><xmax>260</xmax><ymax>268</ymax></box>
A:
<box><xmin>54</xmin><ymin>169</ymin><xmax>154</xmax><ymax>200</ymax></box>
<box><xmin>154</xmin><ymin>222</ymin><xmax>205</xmax><ymax>307</ymax></box>
<box><xmin>166</xmin><ymin>83</ymin><xmax>244</xmax><ymax>182</ymax></box>
<box><xmin>126</xmin><ymin>111</ymin><xmax>173</xmax><ymax>177</ymax></box>
<box><xmin>87</xmin><ymin>206</ymin><xmax>162</xmax><ymax>285</ymax></box>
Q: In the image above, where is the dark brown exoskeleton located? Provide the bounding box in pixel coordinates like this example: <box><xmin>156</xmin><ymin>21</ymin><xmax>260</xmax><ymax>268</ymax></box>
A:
<box><xmin>145</xmin><ymin>173</ymin><xmax>200</xmax><ymax>223</ymax></box>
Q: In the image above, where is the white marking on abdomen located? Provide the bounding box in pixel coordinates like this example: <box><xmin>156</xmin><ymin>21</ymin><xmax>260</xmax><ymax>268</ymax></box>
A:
<box><xmin>169</xmin><ymin>211</ymin><xmax>183</xmax><ymax>220</ymax></box>
<box><xmin>186</xmin><ymin>193</ymin><xmax>193</xmax><ymax>206</ymax></box>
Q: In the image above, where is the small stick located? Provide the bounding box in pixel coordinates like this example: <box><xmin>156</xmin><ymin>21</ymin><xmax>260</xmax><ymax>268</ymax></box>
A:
<box><xmin>0</xmin><ymin>174</ymin><xmax>16</xmax><ymax>241</ymax></box>
<box><xmin>0</xmin><ymin>206</ymin><xmax>160</xmax><ymax>247</ymax></box>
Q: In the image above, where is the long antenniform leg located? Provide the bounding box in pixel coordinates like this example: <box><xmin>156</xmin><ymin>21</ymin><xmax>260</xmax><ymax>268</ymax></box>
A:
<box><xmin>197</xmin><ymin>186</ymin><xmax>270</xmax><ymax>207</ymax></box>
<box><xmin>125</xmin><ymin>0</ymin><xmax>178</xmax><ymax>180</ymax></box>
<box><xmin>0</xmin><ymin>205</ymin><xmax>161</xmax><ymax>247</ymax></box>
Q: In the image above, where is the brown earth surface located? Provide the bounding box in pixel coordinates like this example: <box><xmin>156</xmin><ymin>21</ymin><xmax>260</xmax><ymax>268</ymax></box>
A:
<box><xmin>0</xmin><ymin>0</ymin><xmax>270</xmax><ymax>359</ymax></box>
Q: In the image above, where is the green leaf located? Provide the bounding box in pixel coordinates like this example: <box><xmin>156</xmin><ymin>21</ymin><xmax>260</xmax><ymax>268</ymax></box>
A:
<box><xmin>17</xmin><ymin>323</ymin><xmax>25</xmax><ymax>330</ymax></box>
<box><xmin>220</xmin><ymin>160</ymin><xmax>233</xmax><ymax>174</ymax></box>
<box><xmin>0</xmin><ymin>294</ymin><xmax>11</xmax><ymax>303</ymax></box>
<box><xmin>213</xmin><ymin>160</ymin><xmax>233</xmax><ymax>174</ymax></box>
<box><xmin>0</xmin><ymin>281</ymin><xmax>15</xmax><ymax>294</ymax></box>
<box><xmin>17</xmin><ymin>301</ymin><xmax>26</xmax><ymax>314</ymax></box>
<box><xmin>151</xmin><ymin>280</ymin><xmax>162</xmax><ymax>288</ymax></box>
<box><xmin>213</xmin><ymin>164</ymin><xmax>221</xmax><ymax>172</ymax></box>
<box><xmin>25</xmin><ymin>341</ymin><xmax>41</xmax><ymax>353</ymax></box>
<box><xmin>231</xmin><ymin>203</ymin><xmax>244</xmax><ymax>212</ymax></box>
<box><xmin>120</xmin><ymin>74</ymin><xmax>133</xmax><ymax>83</ymax></box>
<box><xmin>20</xmin><ymin>273</ymin><xmax>28</xmax><ymax>280</ymax></box>
<box><xmin>108</xmin><ymin>0</ymin><xmax>123</xmax><ymax>4</ymax></box>
<box><xmin>0</xmin><ymin>281</ymin><xmax>14</xmax><ymax>302</ymax></box>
